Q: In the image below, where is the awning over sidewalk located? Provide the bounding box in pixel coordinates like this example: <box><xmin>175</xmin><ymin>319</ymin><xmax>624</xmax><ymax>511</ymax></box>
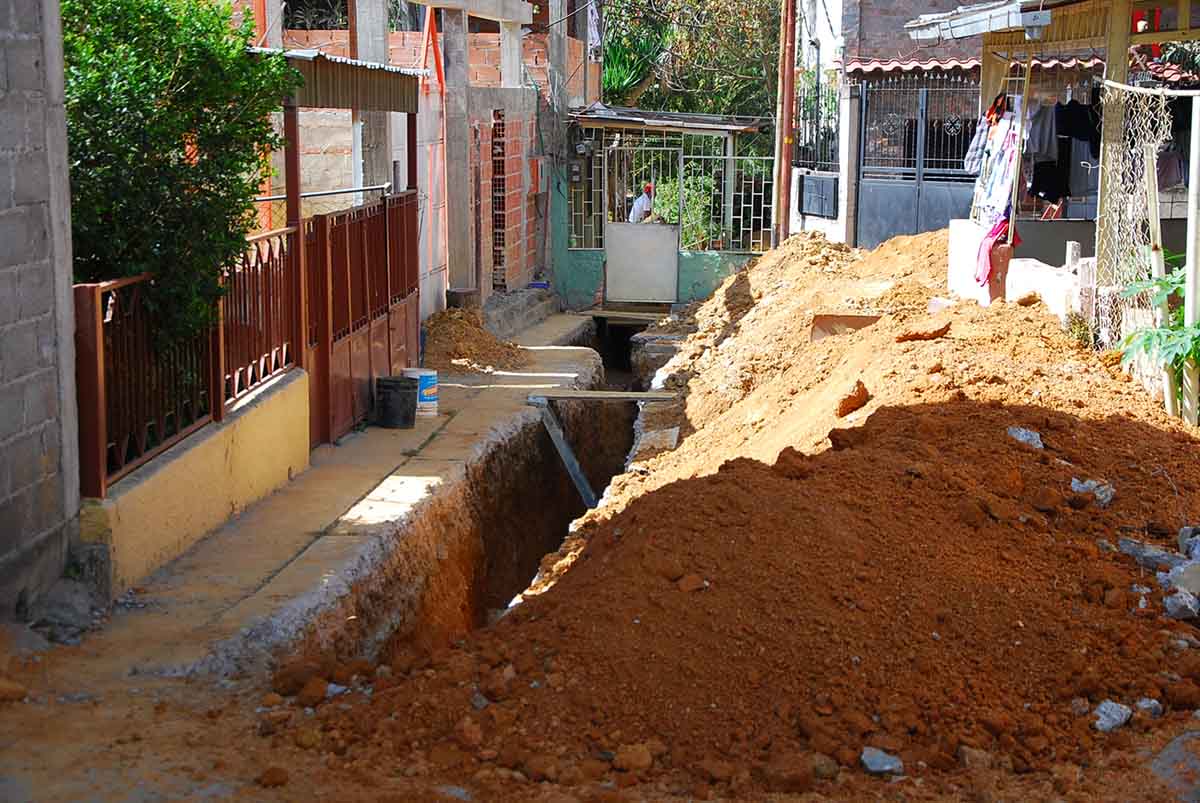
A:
<box><xmin>251</xmin><ymin>47</ymin><xmax>426</xmax><ymax>113</ymax></box>
<box><xmin>570</xmin><ymin>103</ymin><xmax>766</xmax><ymax>134</ymax></box>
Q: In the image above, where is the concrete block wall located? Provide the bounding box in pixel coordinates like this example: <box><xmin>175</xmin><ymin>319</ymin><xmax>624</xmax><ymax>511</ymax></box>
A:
<box><xmin>285</xmin><ymin>29</ymin><xmax>597</xmax><ymax>105</ymax></box>
<box><xmin>283</xmin><ymin>24</ymin><xmax>561</xmax><ymax>306</ymax></box>
<box><xmin>297</xmin><ymin>109</ymin><xmax>354</xmax><ymax>193</ymax></box>
<box><xmin>0</xmin><ymin>0</ymin><xmax>79</xmax><ymax>617</ymax></box>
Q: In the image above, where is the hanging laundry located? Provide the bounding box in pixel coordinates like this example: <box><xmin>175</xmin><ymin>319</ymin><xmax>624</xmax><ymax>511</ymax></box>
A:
<box><xmin>1069</xmin><ymin>138</ymin><xmax>1100</xmax><ymax>200</ymax></box>
<box><xmin>1026</xmin><ymin>102</ymin><xmax>1058</xmax><ymax>162</ymax></box>
<box><xmin>976</xmin><ymin>116</ymin><xmax>1020</xmax><ymax>228</ymax></box>
<box><xmin>1030</xmin><ymin>160</ymin><xmax>1069</xmax><ymax>203</ymax></box>
<box><xmin>964</xmin><ymin>118</ymin><xmax>989</xmax><ymax>174</ymax></box>
<box><xmin>1158</xmin><ymin>149</ymin><xmax>1186</xmax><ymax>191</ymax></box>
<box><xmin>1057</xmin><ymin>100</ymin><xmax>1101</xmax><ymax>159</ymax></box>
<box><xmin>976</xmin><ymin>217</ymin><xmax>1021</xmax><ymax>288</ymax></box>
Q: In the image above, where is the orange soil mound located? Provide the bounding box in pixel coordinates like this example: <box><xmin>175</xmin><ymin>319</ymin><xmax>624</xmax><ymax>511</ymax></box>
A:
<box><xmin>423</xmin><ymin>308</ymin><xmax>528</xmax><ymax>373</ymax></box>
<box><xmin>269</xmin><ymin>231</ymin><xmax>1200</xmax><ymax>801</ymax></box>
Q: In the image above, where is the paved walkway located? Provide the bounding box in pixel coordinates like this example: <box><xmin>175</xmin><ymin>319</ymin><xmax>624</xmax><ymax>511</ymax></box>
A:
<box><xmin>74</xmin><ymin>314</ymin><xmax>597</xmax><ymax>678</ymax></box>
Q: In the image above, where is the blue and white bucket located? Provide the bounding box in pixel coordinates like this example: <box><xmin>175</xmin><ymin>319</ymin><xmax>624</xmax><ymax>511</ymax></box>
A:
<box><xmin>403</xmin><ymin>368</ymin><xmax>438</xmax><ymax>417</ymax></box>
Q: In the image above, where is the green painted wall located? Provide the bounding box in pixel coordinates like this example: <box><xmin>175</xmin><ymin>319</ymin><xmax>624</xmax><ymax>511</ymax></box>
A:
<box><xmin>551</xmin><ymin>169</ymin><xmax>604</xmax><ymax>309</ymax></box>
<box><xmin>677</xmin><ymin>251</ymin><xmax>753</xmax><ymax>303</ymax></box>
<box><xmin>551</xmin><ymin>167</ymin><xmax>753</xmax><ymax>308</ymax></box>
<box><xmin>558</xmin><ymin>249</ymin><xmax>605</xmax><ymax>309</ymax></box>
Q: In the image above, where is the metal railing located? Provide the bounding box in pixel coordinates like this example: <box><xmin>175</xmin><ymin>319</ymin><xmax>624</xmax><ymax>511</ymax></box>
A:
<box><xmin>860</xmin><ymin>73</ymin><xmax>980</xmax><ymax>181</ymax></box>
<box><xmin>254</xmin><ymin>184</ymin><xmax>391</xmax><ymax>231</ymax></box>
<box><xmin>223</xmin><ymin>227</ymin><xmax>299</xmax><ymax>406</ymax></box>
<box><xmin>75</xmin><ymin>229</ymin><xmax>300</xmax><ymax>498</ymax></box>
<box><xmin>568</xmin><ymin>125</ymin><xmax>775</xmax><ymax>253</ymax></box>
<box><xmin>795</xmin><ymin>74</ymin><xmax>841</xmax><ymax>172</ymax></box>
<box><xmin>75</xmin><ymin>276</ymin><xmax>217</xmax><ymax>498</ymax></box>
<box><xmin>75</xmin><ymin>191</ymin><xmax>422</xmax><ymax>497</ymax></box>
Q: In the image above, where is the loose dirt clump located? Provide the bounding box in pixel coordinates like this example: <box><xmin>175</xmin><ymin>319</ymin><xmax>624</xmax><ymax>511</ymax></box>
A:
<box><xmin>262</xmin><ymin>229</ymin><xmax>1200</xmax><ymax>801</ymax></box>
<box><xmin>423</xmin><ymin>308</ymin><xmax>528</xmax><ymax>373</ymax></box>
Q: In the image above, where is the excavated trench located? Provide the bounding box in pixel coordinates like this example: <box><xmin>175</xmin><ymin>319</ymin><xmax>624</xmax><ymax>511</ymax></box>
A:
<box><xmin>285</xmin><ymin>347</ymin><xmax>639</xmax><ymax>669</ymax></box>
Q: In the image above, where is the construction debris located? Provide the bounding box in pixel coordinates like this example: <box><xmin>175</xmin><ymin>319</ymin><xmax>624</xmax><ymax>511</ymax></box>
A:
<box><xmin>254</xmin><ymin>230</ymin><xmax>1200</xmax><ymax>800</ymax></box>
<box><xmin>423</xmin><ymin>308</ymin><xmax>529</xmax><ymax>373</ymax></box>
<box><xmin>1093</xmin><ymin>700</ymin><xmax>1132</xmax><ymax>732</ymax></box>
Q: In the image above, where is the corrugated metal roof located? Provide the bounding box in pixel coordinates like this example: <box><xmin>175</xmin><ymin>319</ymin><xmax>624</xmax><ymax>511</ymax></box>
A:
<box><xmin>904</xmin><ymin>0</ymin><xmax>1089</xmax><ymax>42</ymax></box>
<box><xmin>570</xmin><ymin>103</ymin><xmax>765</xmax><ymax>134</ymax></box>
<box><xmin>251</xmin><ymin>47</ymin><xmax>424</xmax><ymax>113</ymax></box>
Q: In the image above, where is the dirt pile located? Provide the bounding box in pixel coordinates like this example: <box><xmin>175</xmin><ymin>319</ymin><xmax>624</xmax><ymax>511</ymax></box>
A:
<box><xmin>266</xmin><ymin>230</ymin><xmax>1200</xmax><ymax>801</ymax></box>
<box><xmin>423</xmin><ymin>308</ymin><xmax>529</xmax><ymax>373</ymax></box>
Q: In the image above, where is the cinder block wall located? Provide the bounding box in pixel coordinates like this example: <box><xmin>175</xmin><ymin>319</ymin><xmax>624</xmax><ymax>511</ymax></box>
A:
<box><xmin>0</xmin><ymin>0</ymin><xmax>80</xmax><ymax>617</ymax></box>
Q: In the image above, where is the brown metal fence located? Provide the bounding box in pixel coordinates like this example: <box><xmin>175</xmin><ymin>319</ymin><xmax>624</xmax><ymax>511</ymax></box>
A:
<box><xmin>74</xmin><ymin>276</ymin><xmax>218</xmax><ymax>498</ymax></box>
<box><xmin>75</xmin><ymin>192</ymin><xmax>420</xmax><ymax>498</ymax></box>
<box><xmin>305</xmin><ymin>191</ymin><xmax>420</xmax><ymax>445</ymax></box>
<box><xmin>223</xmin><ymin>227</ymin><xmax>299</xmax><ymax>405</ymax></box>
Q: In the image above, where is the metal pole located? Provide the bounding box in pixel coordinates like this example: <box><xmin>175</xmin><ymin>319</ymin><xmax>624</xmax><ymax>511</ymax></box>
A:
<box><xmin>1183</xmin><ymin>97</ymin><xmax>1200</xmax><ymax>424</ymax></box>
<box><xmin>583</xmin><ymin>0</ymin><xmax>590</xmax><ymax>104</ymax></box>
<box><xmin>284</xmin><ymin>101</ymin><xmax>307</xmax><ymax>373</ymax></box>
<box><xmin>780</xmin><ymin>0</ymin><xmax>797</xmax><ymax>240</ymax></box>
<box><xmin>771</xmin><ymin>0</ymin><xmax>789</xmax><ymax>247</ymax></box>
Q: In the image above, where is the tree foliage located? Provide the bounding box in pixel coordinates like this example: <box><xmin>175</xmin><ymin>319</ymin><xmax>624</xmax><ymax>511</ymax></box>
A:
<box><xmin>602</xmin><ymin>0</ymin><xmax>781</xmax><ymax>118</ymax></box>
<box><xmin>63</xmin><ymin>0</ymin><xmax>301</xmax><ymax>340</ymax></box>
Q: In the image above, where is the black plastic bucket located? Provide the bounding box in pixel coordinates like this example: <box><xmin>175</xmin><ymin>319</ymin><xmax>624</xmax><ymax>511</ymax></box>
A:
<box><xmin>376</xmin><ymin>376</ymin><xmax>419</xmax><ymax>429</ymax></box>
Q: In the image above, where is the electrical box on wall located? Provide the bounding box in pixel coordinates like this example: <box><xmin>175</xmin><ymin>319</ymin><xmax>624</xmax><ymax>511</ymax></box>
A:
<box><xmin>569</xmin><ymin>159</ymin><xmax>584</xmax><ymax>184</ymax></box>
<box><xmin>529</xmin><ymin>158</ymin><xmax>549</xmax><ymax>194</ymax></box>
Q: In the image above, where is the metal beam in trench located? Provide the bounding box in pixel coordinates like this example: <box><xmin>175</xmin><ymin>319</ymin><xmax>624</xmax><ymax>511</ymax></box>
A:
<box><xmin>529</xmin><ymin>398</ymin><xmax>598</xmax><ymax>509</ymax></box>
<box><xmin>528</xmin><ymin>390</ymin><xmax>679</xmax><ymax>509</ymax></box>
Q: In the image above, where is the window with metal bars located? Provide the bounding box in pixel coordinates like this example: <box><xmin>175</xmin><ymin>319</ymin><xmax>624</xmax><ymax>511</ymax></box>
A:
<box><xmin>491</xmin><ymin>111</ymin><xmax>507</xmax><ymax>292</ymax></box>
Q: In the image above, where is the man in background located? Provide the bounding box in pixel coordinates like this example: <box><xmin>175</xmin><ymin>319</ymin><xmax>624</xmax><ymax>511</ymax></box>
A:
<box><xmin>628</xmin><ymin>183</ymin><xmax>654</xmax><ymax>223</ymax></box>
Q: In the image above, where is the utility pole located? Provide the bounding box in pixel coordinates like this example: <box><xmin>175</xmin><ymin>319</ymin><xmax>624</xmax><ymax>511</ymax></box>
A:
<box><xmin>771</xmin><ymin>0</ymin><xmax>792</xmax><ymax>246</ymax></box>
<box><xmin>778</xmin><ymin>0</ymin><xmax>798</xmax><ymax>241</ymax></box>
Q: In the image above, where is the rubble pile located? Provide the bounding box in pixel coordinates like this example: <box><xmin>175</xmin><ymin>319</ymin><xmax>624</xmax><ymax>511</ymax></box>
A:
<box><xmin>261</xmin><ymin>231</ymin><xmax>1200</xmax><ymax>801</ymax></box>
<box><xmin>423</xmin><ymin>307</ymin><xmax>529</xmax><ymax>373</ymax></box>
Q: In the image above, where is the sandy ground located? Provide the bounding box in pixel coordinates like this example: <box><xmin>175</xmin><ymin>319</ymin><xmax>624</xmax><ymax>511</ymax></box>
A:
<box><xmin>6</xmin><ymin>231</ymin><xmax>1200</xmax><ymax>802</ymax></box>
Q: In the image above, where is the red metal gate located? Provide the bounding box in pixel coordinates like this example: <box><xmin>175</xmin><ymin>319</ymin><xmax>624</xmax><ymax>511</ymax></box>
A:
<box><xmin>306</xmin><ymin>192</ymin><xmax>420</xmax><ymax>444</ymax></box>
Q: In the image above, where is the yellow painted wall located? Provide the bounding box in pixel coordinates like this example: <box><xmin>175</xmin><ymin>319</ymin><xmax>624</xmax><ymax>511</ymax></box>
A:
<box><xmin>80</xmin><ymin>371</ymin><xmax>311</xmax><ymax>596</ymax></box>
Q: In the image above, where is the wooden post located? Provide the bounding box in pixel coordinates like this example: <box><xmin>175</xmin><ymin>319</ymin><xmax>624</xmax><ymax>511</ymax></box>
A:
<box><xmin>74</xmin><ymin>285</ymin><xmax>107</xmax><ymax>499</ymax></box>
<box><xmin>771</xmin><ymin>0</ymin><xmax>788</xmax><ymax>247</ymax></box>
<box><xmin>284</xmin><ymin>100</ymin><xmax>307</xmax><ymax>372</ymax></box>
<box><xmin>1144</xmin><ymin>143</ymin><xmax>1180</xmax><ymax>419</ymax></box>
<box><xmin>779</xmin><ymin>0</ymin><xmax>797</xmax><ymax>240</ymax></box>
<box><xmin>1097</xmin><ymin>0</ymin><xmax>1132</xmax><ymax>288</ymax></box>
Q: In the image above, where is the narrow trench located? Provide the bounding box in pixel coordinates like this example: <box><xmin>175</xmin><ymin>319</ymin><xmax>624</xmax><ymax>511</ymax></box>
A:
<box><xmin>476</xmin><ymin>322</ymin><xmax>645</xmax><ymax>613</ymax></box>
<box><xmin>372</xmin><ymin>324</ymin><xmax>644</xmax><ymax>660</ymax></box>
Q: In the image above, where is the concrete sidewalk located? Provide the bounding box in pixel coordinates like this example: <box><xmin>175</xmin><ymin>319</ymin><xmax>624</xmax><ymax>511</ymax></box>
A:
<box><xmin>78</xmin><ymin>314</ymin><xmax>599</xmax><ymax>677</ymax></box>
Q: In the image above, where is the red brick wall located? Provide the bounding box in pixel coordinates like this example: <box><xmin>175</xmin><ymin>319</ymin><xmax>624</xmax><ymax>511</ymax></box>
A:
<box><xmin>285</xmin><ymin>30</ymin><xmax>598</xmax><ymax>104</ymax></box>
<box><xmin>284</xmin><ymin>29</ymin><xmax>557</xmax><ymax>293</ymax></box>
<box><xmin>468</xmin><ymin>113</ymin><xmax>541</xmax><ymax>292</ymax></box>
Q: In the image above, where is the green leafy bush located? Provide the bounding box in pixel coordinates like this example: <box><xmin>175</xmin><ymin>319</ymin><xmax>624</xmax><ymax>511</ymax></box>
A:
<box><xmin>63</xmin><ymin>0</ymin><xmax>301</xmax><ymax>340</ymax></box>
<box><xmin>1120</xmin><ymin>249</ymin><xmax>1195</xmax><ymax>382</ymax></box>
<box><xmin>655</xmin><ymin>167</ymin><xmax>721</xmax><ymax>249</ymax></box>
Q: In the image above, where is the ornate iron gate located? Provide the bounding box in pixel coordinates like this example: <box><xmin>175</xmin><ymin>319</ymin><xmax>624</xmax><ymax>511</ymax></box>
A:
<box><xmin>856</xmin><ymin>74</ymin><xmax>980</xmax><ymax>249</ymax></box>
